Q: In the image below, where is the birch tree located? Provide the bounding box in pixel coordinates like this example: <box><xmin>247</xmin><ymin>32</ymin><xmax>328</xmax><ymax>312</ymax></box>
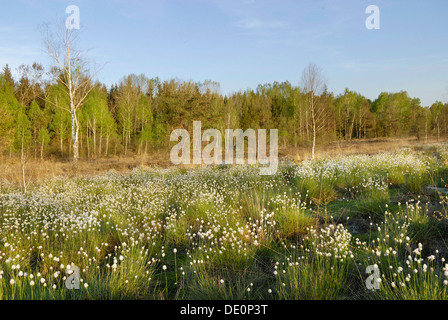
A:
<box><xmin>301</xmin><ymin>63</ymin><xmax>327</xmax><ymax>159</ymax></box>
<box><xmin>42</xmin><ymin>23</ymin><xmax>95</xmax><ymax>165</ymax></box>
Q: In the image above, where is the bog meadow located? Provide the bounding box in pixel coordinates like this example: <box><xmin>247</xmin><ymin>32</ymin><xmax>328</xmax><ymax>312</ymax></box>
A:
<box><xmin>1</xmin><ymin>1</ymin><xmax>448</xmax><ymax>301</ymax></box>
<box><xmin>1</xmin><ymin>142</ymin><xmax>448</xmax><ymax>300</ymax></box>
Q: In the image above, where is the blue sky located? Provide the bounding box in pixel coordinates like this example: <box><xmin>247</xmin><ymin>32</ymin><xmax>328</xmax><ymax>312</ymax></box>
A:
<box><xmin>1</xmin><ymin>0</ymin><xmax>447</xmax><ymax>106</ymax></box>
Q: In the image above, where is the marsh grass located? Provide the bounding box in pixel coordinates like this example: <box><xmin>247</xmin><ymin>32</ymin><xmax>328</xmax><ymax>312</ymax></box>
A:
<box><xmin>1</xmin><ymin>144</ymin><xmax>448</xmax><ymax>300</ymax></box>
<box><xmin>274</xmin><ymin>255</ymin><xmax>353</xmax><ymax>300</ymax></box>
<box><xmin>354</xmin><ymin>189</ymin><xmax>390</xmax><ymax>220</ymax></box>
<box><xmin>274</xmin><ymin>208</ymin><xmax>317</xmax><ymax>241</ymax></box>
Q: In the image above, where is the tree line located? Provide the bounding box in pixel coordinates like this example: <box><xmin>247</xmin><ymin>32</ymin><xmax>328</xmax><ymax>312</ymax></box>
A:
<box><xmin>0</xmin><ymin>62</ymin><xmax>447</xmax><ymax>162</ymax></box>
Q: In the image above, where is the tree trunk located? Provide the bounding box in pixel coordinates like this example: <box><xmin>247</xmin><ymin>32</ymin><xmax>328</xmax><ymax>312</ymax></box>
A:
<box><xmin>349</xmin><ymin>115</ymin><xmax>355</xmax><ymax>141</ymax></box>
<box><xmin>312</xmin><ymin>122</ymin><xmax>316</xmax><ymax>160</ymax></box>
<box><xmin>60</xmin><ymin>124</ymin><xmax>64</xmax><ymax>157</ymax></box>
<box><xmin>105</xmin><ymin>131</ymin><xmax>110</xmax><ymax>157</ymax></box>
<box><xmin>21</xmin><ymin>128</ymin><xmax>26</xmax><ymax>193</ymax></box>
<box><xmin>93</xmin><ymin>119</ymin><xmax>97</xmax><ymax>159</ymax></box>
<box><xmin>311</xmin><ymin>91</ymin><xmax>316</xmax><ymax>159</ymax></box>
<box><xmin>34</xmin><ymin>136</ymin><xmax>37</xmax><ymax>160</ymax></box>
<box><xmin>70</xmin><ymin>97</ymin><xmax>79</xmax><ymax>166</ymax></box>
<box><xmin>86</xmin><ymin>125</ymin><xmax>90</xmax><ymax>159</ymax></box>
<box><xmin>99</xmin><ymin>123</ymin><xmax>103</xmax><ymax>157</ymax></box>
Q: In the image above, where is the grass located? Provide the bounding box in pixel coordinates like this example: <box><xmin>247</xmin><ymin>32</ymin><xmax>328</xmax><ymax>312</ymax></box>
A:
<box><xmin>354</xmin><ymin>188</ymin><xmax>390</xmax><ymax>220</ymax></box>
<box><xmin>0</xmin><ymin>142</ymin><xmax>448</xmax><ymax>300</ymax></box>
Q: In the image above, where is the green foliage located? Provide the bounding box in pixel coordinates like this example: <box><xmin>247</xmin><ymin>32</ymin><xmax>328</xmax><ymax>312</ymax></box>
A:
<box><xmin>354</xmin><ymin>188</ymin><xmax>390</xmax><ymax>220</ymax></box>
<box><xmin>0</xmin><ymin>76</ymin><xmax>18</xmax><ymax>152</ymax></box>
<box><xmin>2</xmin><ymin>62</ymin><xmax>448</xmax><ymax>160</ymax></box>
<box><xmin>13</xmin><ymin>107</ymin><xmax>32</xmax><ymax>154</ymax></box>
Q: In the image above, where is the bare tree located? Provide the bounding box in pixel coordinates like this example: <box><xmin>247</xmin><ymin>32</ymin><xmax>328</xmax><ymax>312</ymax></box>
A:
<box><xmin>42</xmin><ymin>22</ymin><xmax>96</xmax><ymax>165</ymax></box>
<box><xmin>301</xmin><ymin>63</ymin><xmax>327</xmax><ymax>159</ymax></box>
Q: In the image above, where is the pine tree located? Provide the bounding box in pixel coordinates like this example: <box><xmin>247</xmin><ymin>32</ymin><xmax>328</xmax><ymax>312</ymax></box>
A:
<box><xmin>2</xmin><ymin>64</ymin><xmax>15</xmax><ymax>90</ymax></box>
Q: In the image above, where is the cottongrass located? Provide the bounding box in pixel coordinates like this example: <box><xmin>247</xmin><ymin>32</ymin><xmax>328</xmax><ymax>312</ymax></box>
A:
<box><xmin>0</xmin><ymin>145</ymin><xmax>447</xmax><ymax>300</ymax></box>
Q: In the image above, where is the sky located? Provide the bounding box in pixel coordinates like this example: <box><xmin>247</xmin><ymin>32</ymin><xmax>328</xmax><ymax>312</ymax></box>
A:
<box><xmin>0</xmin><ymin>0</ymin><xmax>447</xmax><ymax>106</ymax></box>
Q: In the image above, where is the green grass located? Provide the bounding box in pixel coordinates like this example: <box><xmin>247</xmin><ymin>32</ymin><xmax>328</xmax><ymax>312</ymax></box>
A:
<box><xmin>1</xmin><ymin>144</ymin><xmax>448</xmax><ymax>300</ymax></box>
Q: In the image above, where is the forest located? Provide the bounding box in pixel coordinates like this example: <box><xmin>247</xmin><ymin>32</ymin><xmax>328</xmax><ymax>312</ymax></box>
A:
<box><xmin>0</xmin><ymin>62</ymin><xmax>447</xmax><ymax>162</ymax></box>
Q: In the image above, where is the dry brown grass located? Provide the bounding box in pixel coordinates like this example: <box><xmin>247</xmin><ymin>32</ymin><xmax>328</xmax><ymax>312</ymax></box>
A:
<box><xmin>0</xmin><ymin>155</ymin><xmax>171</xmax><ymax>187</ymax></box>
<box><xmin>1</xmin><ymin>137</ymin><xmax>447</xmax><ymax>187</ymax></box>
<box><xmin>282</xmin><ymin>137</ymin><xmax>448</xmax><ymax>162</ymax></box>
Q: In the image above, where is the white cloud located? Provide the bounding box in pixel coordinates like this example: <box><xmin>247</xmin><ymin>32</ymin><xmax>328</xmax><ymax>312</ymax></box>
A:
<box><xmin>233</xmin><ymin>18</ymin><xmax>286</xmax><ymax>31</ymax></box>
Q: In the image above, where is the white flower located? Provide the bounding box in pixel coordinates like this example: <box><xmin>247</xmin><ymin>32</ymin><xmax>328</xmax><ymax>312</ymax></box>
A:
<box><xmin>10</xmin><ymin>279</ymin><xmax>15</xmax><ymax>285</ymax></box>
